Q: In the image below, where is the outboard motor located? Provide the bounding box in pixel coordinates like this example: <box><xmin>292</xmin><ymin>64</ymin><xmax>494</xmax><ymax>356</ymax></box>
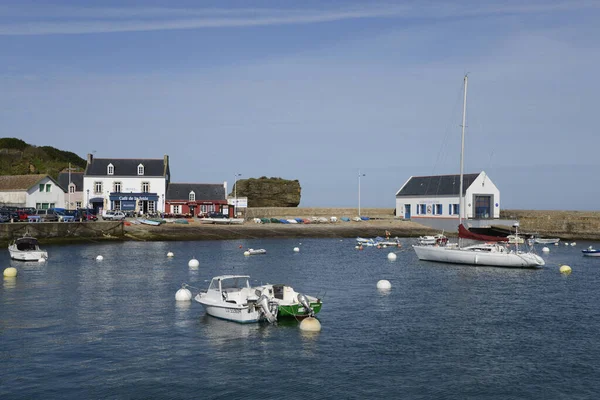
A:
<box><xmin>297</xmin><ymin>293</ymin><xmax>314</xmax><ymax>317</ymax></box>
<box><xmin>257</xmin><ymin>294</ymin><xmax>278</xmax><ymax>324</ymax></box>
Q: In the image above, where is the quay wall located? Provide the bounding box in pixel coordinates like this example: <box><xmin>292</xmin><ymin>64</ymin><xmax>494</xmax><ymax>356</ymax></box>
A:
<box><xmin>0</xmin><ymin>221</ymin><xmax>124</xmax><ymax>245</ymax></box>
<box><xmin>246</xmin><ymin>208</ymin><xmax>600</xmax><ymax>240</ymax></box>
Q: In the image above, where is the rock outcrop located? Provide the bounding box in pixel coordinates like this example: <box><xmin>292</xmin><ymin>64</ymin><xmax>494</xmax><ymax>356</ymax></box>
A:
<box><xmin>232</xmin><ymin>177</ymin><xmax>301</xmax><ymax>207</ymax></box>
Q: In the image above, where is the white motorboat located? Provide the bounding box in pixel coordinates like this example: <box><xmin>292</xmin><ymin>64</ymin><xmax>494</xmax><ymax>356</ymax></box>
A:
<box><xmin>534</xmin><ymin>237</ymin><xmax>560</xmax><ymax>244</ymax></box>
<box><xmin>194</xmin><ymin>275</ymin><xmax>277</xmax><ymax>324</ymax></box>
<box><xmin>507</xmin><ymin>235</ymin><xmax>525</xmax><ymax>244</ymax></box>
<box><xmin>245</xmin><ymin>248</ymin><xmax>267</xmax><ymax>255</ymax></box>
<box><xmin>417</xmin><ymin>234</ymin><xmax>448</xmax><ymax>246</ymax></box>
<box><xmin>412</xmin><ymin>75</ymin><xmax>545</xmax><ymax>269</ymax></box>
<box><xmin>8</xmin><ymin>234</ymin><xmax>48</xmax><ymax>261</ymax></box>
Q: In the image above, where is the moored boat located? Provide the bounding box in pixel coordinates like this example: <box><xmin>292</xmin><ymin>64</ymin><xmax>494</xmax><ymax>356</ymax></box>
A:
<box><xmin>245</xmin><ymin>248</ymin><xmax>267</xmax><ymax>255</ymax></box>
<box><xmin>194</xmin><ymin>275</ymin><xmax>278</xmax><ymax>324</ymax></box>
<box><xmin>256</xmin><ymin>283</ymin><xmax>322</xmax><ymax>319</ymax></box>
<box><xmin>582</xmin><ymin>246</ymin><xmax>600</xmax><ymax>257</ymax></box>
<box><xmin>8</xmin><ymin>234</ymin><xmax>48</xmax><ymax>261</ymax></box>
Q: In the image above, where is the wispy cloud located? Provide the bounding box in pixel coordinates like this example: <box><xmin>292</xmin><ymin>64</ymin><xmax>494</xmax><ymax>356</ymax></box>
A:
<box><xmin>0</xmin><ymin>1</ymin><xmax>597</xmax><ymax>35</ymax></box>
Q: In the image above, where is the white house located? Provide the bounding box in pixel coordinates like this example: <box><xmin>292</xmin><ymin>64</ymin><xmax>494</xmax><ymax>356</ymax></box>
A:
<box><xmin>83</xmin><ymin>154</ymin><xmax>170</xmax><ymax>215</ymax></box>
<box><xmin>395</xmin><ymin>171</ymin><xmax>500</xmax><ymax>231</ymax></box>
<box><xmin>0</xmin><ymin>174</ymin><xmax>66</xmax><ymax>209</ymax></box>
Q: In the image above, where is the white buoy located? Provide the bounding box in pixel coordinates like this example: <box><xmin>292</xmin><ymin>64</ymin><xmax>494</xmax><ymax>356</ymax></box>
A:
<box><xmin>560</xmin><ymin>265</ymin><xmax>572</xmax><ymax>275</ymax></box>
<box><xmin>555</xmin><ymin>242</ymin><xmax>559</xmax><ymax>246</ymax></box>
<box><xmin>387</xmin><ymin>252</ymin><xmax>397</xmax><ymax>261</ymax></box>
<box><xmin>299</xmin><ymin>317</ymin><xmax>322</xmax><ymax>332</ymax></box>
<box><xmin>188</xmin><ymin>258</ymin><xmax>199</xmax><ymax>268</ymax></box>
<box><xmin>542</xmin><ymin>247</ymin><xmax>550</xmax><ymax>253</ymax></box>
<box><xmin>167</xmin><ymin>252</ymin><xmax>174</xmax><ymax>257</ymax></box>
<box><xmin>377</xmin><ymin>279</ymin><xmax>392</xmax><ymax>290</ymax></box>
<box><xmin>175</xmin><ymin>287</ymin><xmax>192</xmax><ymax>301</ymax></box>
<box><xmin>293</xmin><ymin>247</ymin><xmax>300</xmax><ymax>252</ymax></box>
<box><xmin>243</xmin><ymin>251</ymin><xmax>250</xmax><ymax>256</ymax></box>
<box><xmin>96</xmin><ymin>255</ymin><xmax>103</xmax><ymax>261</ymax></box>
<box><xmin>570</xmin><ymin>242</ymin><xmax>576</xmax><ymax>247</ymax></box>
<box><xmin>3</xmin><ymin>267</ymin><xmax>17</xmax><ymax>277</ymax></box>
<box><xmin>38</xmin><ymin>257</ymin><xmax>46</xmax><ymax>263</ymax></box>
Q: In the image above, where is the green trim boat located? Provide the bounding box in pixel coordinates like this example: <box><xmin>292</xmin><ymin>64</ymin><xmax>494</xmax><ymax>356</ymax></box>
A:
<box><xmin>257</xmin><ymin>284</ymin><xmax>322</xmax><ymax>319</ymax></box>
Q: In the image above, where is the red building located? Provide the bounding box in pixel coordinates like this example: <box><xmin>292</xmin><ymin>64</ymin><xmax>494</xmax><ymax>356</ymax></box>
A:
<box><xmin>164</xmin><ymin>183</ymin><xmax>229</xmax><ymax>217</ymax></box>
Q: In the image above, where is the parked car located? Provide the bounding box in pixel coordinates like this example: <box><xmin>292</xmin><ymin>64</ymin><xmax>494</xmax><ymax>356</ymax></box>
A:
<box><xmin>207</xmin><ymin>212</ymin><xmax>229</xmax><ymax>219</ymax></box>
<box><xmin>102</xmin><ymin>210</ymin><xmax>116</xmax><ymax>220</ymax></box>
<box><xmin>36</xmin><ymin>209</ymin><xmax>59</xmax><ymax>222</ymax></box>
<box><xmin>81</xmin><ymin>211</ymin><xmax>98</xmax><ymax>221</ymax></box>
<box><xmin>104</xmin><ymin>211</ymin><xmax>126</xmax><ymax>221</ymax></box>
<box><xmin>0</xmin><ymin>213</ymin><xmax>10</xmax><ymax>223</ymax></box>
<box><xmin>0</xmin><ymin>208</ymin><xmax>19</xmax><ymax>222</ymax></box>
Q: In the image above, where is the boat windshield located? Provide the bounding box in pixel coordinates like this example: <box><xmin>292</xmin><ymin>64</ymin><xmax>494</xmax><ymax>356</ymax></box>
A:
<box><xmin>209</xmin><ymin>276</ymin><xmax>250</xmax><ymax>291</ymax></box>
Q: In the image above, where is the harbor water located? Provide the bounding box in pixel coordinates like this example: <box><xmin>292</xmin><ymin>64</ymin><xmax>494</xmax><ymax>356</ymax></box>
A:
<box><xmin>1</xmin><ymin>238</ymin><xmax>600</xmax><ymax>399</ymax></box>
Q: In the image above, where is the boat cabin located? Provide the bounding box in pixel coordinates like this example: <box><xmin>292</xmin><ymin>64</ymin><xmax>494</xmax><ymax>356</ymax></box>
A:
<box><xmin>14</xmin><ymin>237</ymin><xmax>41</xmax><ymax>251</ymax></box>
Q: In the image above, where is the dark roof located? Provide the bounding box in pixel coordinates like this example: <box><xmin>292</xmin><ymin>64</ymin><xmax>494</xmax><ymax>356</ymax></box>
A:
<box><xmin>396</xmin><ymin>173</ymin><xmax>480</xmax><ymax>197</ymax></box>
<box><xmin>57</xmin><ymin>171</ymin><xmax>84</xmax><ymax>192</ymax></box>
<box><xmin>166</xmin><ymin>183</ymin><xmax>225</xmax><ymax>201</ymax></box>
<box><xmin>85</xmin><ymin>157</ymin><xmax>168</xmax><ymax>177</ymax></box>
<box><xmin>0</xmin><ymin>174</ymin><xmax>60</xmax><ymax>191</ymax></box>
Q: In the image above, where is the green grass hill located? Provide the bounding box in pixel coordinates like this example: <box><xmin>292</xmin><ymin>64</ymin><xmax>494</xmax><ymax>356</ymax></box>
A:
<box><xmin>0</xmin><ymin>137</ymin><xmax>86</xmax><ymax>179</ymax></box>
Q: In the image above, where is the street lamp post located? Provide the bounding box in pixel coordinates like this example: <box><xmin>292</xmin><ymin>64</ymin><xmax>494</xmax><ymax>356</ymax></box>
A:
<box><xmin>86</xmin><ymin>189</ymin><xmax>90</xmax><ymax>209</ymax></box>
<box><xmin>234</xmin><ymin>173</ymin><xmax>242</xmax><ymax>217</ymax></box>
<box><xmin>358</xmin><ymin>169</ymin><xmax>366</xmax><ymax>217</ymax></box>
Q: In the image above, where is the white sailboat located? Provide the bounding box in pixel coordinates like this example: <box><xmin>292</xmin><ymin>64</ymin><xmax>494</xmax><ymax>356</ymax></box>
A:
<box><xmin>412</xmin><ymin>75</ymin><xmax>545</xmax><ymax>268</ymax></box>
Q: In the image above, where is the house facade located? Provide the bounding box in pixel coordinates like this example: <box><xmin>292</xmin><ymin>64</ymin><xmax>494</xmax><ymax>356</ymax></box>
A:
<box><xmin>395</xmin><ymin>171</ymin><xmax>500</xmax><ymax>231</ymax></box>
<box><xmin>165</xmin><ymin>183</ymin><xmax>228</xmax><ymax>217</ymax></box>
<box><xmin>0</xmin><ymin>174</ymin><xmax>66</xmax><ymax>209</ymax></box>
<box><xmin>57</xmin><ymin>171</ymin><xmax>84</xmax><ymax>210</ymax></box>
<box><xmin>83</xmin><ymin>154</ymin><xmax>170</xmax><ymax>215</ymax></box>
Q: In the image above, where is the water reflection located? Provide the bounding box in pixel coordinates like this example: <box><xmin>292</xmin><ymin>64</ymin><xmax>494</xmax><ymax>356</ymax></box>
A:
<box><xmin>3</xmin><ymin>276</ymin><xmax>16</xmax><ymax>289</ymax></box>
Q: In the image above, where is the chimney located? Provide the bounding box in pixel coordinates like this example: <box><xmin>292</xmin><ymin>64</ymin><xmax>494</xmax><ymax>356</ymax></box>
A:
<box><xmin>87</xmin><ymin>153</ymin><xmax>93</xmax><ymax>165</ymax></box>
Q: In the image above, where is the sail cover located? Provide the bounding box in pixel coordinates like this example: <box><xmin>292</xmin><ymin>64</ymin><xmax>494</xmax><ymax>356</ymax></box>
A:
<box><xmin>458</xmin><ymin>224</ymin><xmax>509</xmax><ymax>242</ymax></box>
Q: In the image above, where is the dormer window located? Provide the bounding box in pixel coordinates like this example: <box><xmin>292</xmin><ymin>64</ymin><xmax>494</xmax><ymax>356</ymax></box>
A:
<box><xmin>107</xmin><ymin>163</ymin><xmax>114</xmax><ymax>175</ymax></box>
<box><xmin>137</xmin><ymin>164</ymin><xmax>144</xmax><ymax>175</ymax></box>
<box><xmin>189</xmin><ymin>191</ymin><xmax>195</xmax><ymax>201</ymax></box>
<box><xmin>69</xmin><ymin>183</ymin><xmax>76</xmax><ymax>194</ymax></box>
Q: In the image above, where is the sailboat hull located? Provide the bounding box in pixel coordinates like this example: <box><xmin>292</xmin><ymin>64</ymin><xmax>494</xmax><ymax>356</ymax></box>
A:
<box><xmin>413</xmin><ymin>245</ymin><xmax>545</xmax><ymax>268</ymax></box>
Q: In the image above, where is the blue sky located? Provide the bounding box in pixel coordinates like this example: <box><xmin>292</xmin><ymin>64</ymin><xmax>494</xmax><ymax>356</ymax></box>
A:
<box><xmin>1</xmin><ymin>1</ymin><xmax>599</xmax><ymax>210</ymax></box>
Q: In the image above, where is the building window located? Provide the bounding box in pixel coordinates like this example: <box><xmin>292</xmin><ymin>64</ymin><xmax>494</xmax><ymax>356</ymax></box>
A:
<box><xmin>69</xmin><ymin>184</ymin><xmax>75</xmax><ymax>194</ymax></box>
<box><xmin>189</xmin><ymin>191</ymin><xmax>195</xmax><ymax>201</ymax></box>
<box><xmin>45</xmin><ymin>184</ymin><xmax>51</xmax><ymax>192</ymax></box>
<box><xmin>114</xmin><ymin>201</ymin><xmax>121</xmax><ymax>211</ymax></box>
<box><xmin>107</xmin><ymin>163</ymin><xmax>114</xmax><ymax>175</ymax></box>
<box><xmin>141</xmin><ymin>182</ymin><xmax>150</xmax><ymax>193</ymax></box>
<box><xmin>137</xmin><ymin>164</ymin><xmax>144</xmax><ymax>175</ymax></box>
<box><xmin>94</xmin><ymin>181</ymin><xmax>103</xmax><ymax>194</ymax></box>
<box><xmin>114</xmin><ymin>182</ymin><xmax>122</xmax><ymax>192</ymax></box>
<box><xmin>148</xmin><ymin>201</ymin><xmax>155</xmax><ymax>213</ymax></box>
<box><xmin>76</xmin><ymin>201</ymin><xmax>82</xmax><ymax>208</ymax></box>
<box><xmin>172</xmin><ymin>205</ymin><xmax>181</xmax><ymax>214</ymax></box>
<box><xmin>450</xmin><ymin>204</ymin><xmax>460</xmax><ymax>215</ymax></box>
<box><xmin>418</xmin><ymin>204</ymin><xmax>426</xmax><ymax>215</ymax></box>
<box><xmin>435</xmin><ymin>204</ymin><xmax>443</xmax><ymax>215</ymax></box>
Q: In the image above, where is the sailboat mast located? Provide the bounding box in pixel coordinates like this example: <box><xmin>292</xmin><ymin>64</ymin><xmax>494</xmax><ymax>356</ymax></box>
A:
<box><xmin>459</xmin><ymin>75</ymin><xmax>468</xmax><ymax>228</ymax></box>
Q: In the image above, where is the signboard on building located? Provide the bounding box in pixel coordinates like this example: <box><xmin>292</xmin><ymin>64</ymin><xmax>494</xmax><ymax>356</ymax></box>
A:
<box><xmin>228</xmin><ymin>197</ymin><xmax>248</xmax><ymax>208</ymax></box>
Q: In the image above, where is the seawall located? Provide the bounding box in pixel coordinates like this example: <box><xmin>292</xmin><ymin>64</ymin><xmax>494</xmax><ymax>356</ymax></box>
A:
<box><xmin>0</xmin><ymin>221</ymin><xmax>124</xmax><ymax>246</ymax></box>
<box><xmin>1</xmin><ymin>208</ymin><xmax>599</xmax><ymax>243</ymax></box>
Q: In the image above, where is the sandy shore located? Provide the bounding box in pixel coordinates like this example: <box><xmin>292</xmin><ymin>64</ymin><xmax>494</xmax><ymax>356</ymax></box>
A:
<box><xmin>123</xmin><ymin>219</ymin><xmax>439</xmax><ymax>241</ymax></box>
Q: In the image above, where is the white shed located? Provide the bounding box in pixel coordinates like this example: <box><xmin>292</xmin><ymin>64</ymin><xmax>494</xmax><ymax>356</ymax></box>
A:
<box><xmin>395</xmin><ymin>171</ymin><xmax>500</xmax><ymax>230</ymax></box>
